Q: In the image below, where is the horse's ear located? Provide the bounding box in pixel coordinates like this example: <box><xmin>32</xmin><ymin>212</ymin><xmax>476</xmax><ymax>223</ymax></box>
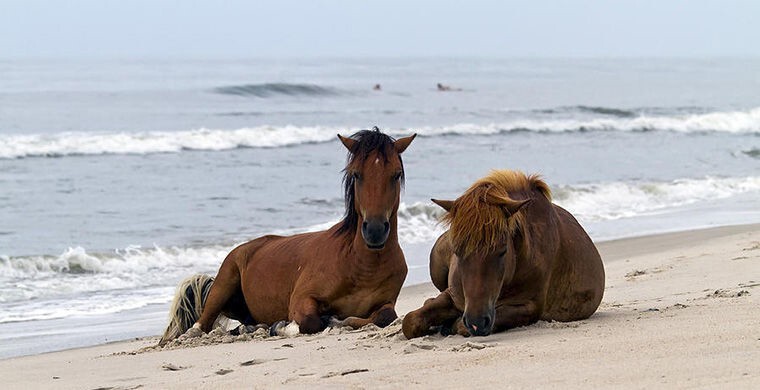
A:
<box><xmin>431</xmin><ymin>198</ymin><xmax>454</xmax><ymax>212</ymax></box>
<box><xmin>337</xmin><ymin>134</ymin><xmax>357</xmax><ymax>152</ymax></box>
<box><xmin>394</xmin><ymin>133</ymin><xmax>417</xmax><ymax>154</ymax></box>
<box><xmin>487</xmin><ymin>193</ymin><xmax>531</xmax><ymax>216</ymax></box>
<box><xmin>502</xmin><ymin>198</ymin><xmax>532</xmax><ymax>216</ymax></box>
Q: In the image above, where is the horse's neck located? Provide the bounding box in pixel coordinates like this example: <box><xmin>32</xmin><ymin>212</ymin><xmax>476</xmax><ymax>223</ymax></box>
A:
<box><xmin>510</xmin><ymin>214</ymin><xmax>535</xmax><ymax>263</ymax></box>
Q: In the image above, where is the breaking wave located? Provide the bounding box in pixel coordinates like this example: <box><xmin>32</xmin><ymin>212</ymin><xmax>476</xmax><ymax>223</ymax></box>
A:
<box><xmin>742</xmin><ymin>148</ymin><xmax>760</xmax><ymax>159</ymax></box>
<box><xmin>0</xmin><ymin>126</ymin><xmax>338</xmax><ymax>159</ymax></box>
<box><xmin>535</xmin><ymin>105</ymin><xmax>637</xmax><ymax>117</ymax></box>
<box><xmin>213</xmin><ymin>83</ymin><xmax>343</xmax><ymax>98</ymax></box>
<box><xmin>418</xmin><ymin>107</ymin><xmax>760</xmax><ymax>136</ymax></box>
<box><xmin>553</xmin><ymin>176</ymin><xmax>760</xmax><ymax>222</ymax></box>
<box><xmin>2</xmin><ymin>107</ymin><xmax>758</xmax><ymax>159</ymax></box>
<box><xmin>0</xmin><ymin>244</ymin><xmax>231</xmax><ymax>322</ymax></box>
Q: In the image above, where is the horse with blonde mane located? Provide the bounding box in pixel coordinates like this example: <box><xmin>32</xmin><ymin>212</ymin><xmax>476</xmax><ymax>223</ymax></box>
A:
<box><xmin>160</xmin><ymin>127</ymin><xmax>416</xmax><ymax>345</ymax></box>
<box><xmin>403</xmin><ymin>170</ymin><xmax>604</xmax><ymax>338</ymax></box>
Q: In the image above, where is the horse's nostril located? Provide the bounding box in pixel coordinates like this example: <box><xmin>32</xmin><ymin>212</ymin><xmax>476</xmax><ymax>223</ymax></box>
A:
<box><xmin>383</xmin><ymin>221</ymin><xmax>390</xmax><ymax>233</ymax></box>
<box><xmin>483</xmin><ymin>316</ymin><xmax>491</xmax><ymax>329</ymax></box>
<box><xmin>362</xmin><ymin>221</ymin><xmax>368</xmax><ymax>230</ymax></box>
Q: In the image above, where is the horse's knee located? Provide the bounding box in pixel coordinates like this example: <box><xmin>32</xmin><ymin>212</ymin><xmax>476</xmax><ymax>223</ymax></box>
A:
<box><xmin>402</xmin><ymin>310</ymin><xmax>429</xmax><ymax>339</ymax></box>
<box><xmin>371</xmin><ymin>307</ymin><xmax>397</xmax><ymax>328</ymax></box>
<box><xmin>297</xmin><ymin>314</ymin><xmax>323</xmax><ymax>334</ymax></box>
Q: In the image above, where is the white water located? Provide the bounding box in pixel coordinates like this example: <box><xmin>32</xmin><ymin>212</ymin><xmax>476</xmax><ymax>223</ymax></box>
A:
<box><xmin>2</xmin><ymin>107</ymin><xmax>759</xmax><ymax>159</ymax></box>
<box><xmin>4</xmin><ymin>174</ymin><xmax>758</xmax><ymax>323</ymax></box>
<box><xmin>553</xmin><ymin>176</ymin><xmax>760</xmax><ymax>221</ymax></box>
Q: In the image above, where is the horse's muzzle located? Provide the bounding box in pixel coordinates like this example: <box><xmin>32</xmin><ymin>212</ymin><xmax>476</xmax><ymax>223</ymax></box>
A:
<box><xmin>463</xmin><ymin>311</ymin><xmax>494</xmax><ymax>336</ymax></box>
<box><xmin>361</xmin><ymin>219</ymin><xmax>390</xmax><ymax>250</ymax></box>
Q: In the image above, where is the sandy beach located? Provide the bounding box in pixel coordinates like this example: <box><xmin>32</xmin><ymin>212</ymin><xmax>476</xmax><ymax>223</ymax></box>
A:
<box><xmin>1</xmin><ymin>224</ymin><xmax>758</xmax><ymax>389</ymax></box>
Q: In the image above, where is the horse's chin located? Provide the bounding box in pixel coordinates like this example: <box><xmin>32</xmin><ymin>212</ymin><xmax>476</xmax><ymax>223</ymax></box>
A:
<box><xmin>365</xmin><ymin>243</ymin><xmax>386</xmax><ymax>251</ymax></box>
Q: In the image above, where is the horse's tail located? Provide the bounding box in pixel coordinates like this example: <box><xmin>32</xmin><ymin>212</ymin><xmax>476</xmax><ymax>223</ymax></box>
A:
<box><xmin>158</xmin><ymin>274</ymin><xmax>215</xmax><ymax>346</ymax></box>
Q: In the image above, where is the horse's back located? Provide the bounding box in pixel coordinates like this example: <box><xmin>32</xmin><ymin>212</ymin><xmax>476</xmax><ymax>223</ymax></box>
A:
<box><xmin>543</xmin><ymin>204</ymin><xmax>605</xmax><ymax>322</ymax></box>
<box><xmin>230</xmin><ymin>234</ymin><xmax>281</xmax><ymax>266</ymax></box>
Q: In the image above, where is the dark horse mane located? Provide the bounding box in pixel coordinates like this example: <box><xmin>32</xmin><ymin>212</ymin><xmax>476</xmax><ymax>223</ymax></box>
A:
<box><xmin>336</xmin><ymin>127</ymin><xmax>405</xmax><ymax>236</ymax></box>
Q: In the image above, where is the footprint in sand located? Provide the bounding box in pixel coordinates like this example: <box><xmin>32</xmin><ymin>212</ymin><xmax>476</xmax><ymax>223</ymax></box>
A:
<box><xmin>240</xmin><ymin>357</ymin><xmax>287</xmax><ymax>367</ymax></box>
<box><xmin>240</xmin><ymin>359</ymin><xmax>267</xmax><ymax>366</ymax></box>
<box><xmin>402</xmin><ymin>342</ymin><xmax>438</xmax><ymax>354</ymax></box>
<box><xmin>450</xmin><ymin>342</ymin><xmax>495</xmax><ymax>352</ymax></box>
<box><xmin>625</xmin><ymin>265</ymin><xmax>673</xmax><ymax>280</ymax></box>
<box><xmin>161</xmin><ymin>363</ymin><xmax>188</xmax><ymax>371</ymax></box>
<box><xmin>705</xmin><ymin>289</ymin><xmax>750</xmax><ymax>298</ymax></box>
<box><xmin>625</xmin><ymin>269</ymin><xmax>647</xmax><ymax>279</ymax></box>
<box><xmin>321</xmin><ymin>368</ymin><xmax>370</xmax><ymax>378</ymax></box>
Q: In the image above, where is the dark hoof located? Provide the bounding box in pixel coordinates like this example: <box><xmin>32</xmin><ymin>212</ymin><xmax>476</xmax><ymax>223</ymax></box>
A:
<box><xmin>439</xmin><ymin>325</ymin><xmax>454</xmax><ymax>336</ymax></box>
<box><xmin>320</xmin><ymin>315</ymin><xmax>333</xmax><ymax>328</ymax></box>
<box><xmin>269</xmin><ymin>320</ymin><xmax>288</xmax><ymax>336</ymax></box>
<box><xmin>320</xmin><ymin>315</ymin><xmax>343</xmax><ymax>328</ymax></box>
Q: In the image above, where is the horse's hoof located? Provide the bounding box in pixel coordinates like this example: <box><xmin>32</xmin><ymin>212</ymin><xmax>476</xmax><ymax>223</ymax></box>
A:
<box><xmin>269</xmin><ymin>320</ymin><xmax>288</xmax><ymax>336</ymax></box>
<box><xmin>321</xmin><ymin>315</ymin><xmax>343</xmax><ymax>328</ymax></box>
<box><xmin>180</xmin><ymin>325</ymin><xmax>204</xmax><ymax>339</ymax></box>
<box><xmin>319</xmin><ymin>315</ymin><xmax>333</xmax><ymax>328</ymax></box>
<box><xmin>232</xmin><ymin>323</ymin><xmax>268</xmax><ymax>335</ymax></box>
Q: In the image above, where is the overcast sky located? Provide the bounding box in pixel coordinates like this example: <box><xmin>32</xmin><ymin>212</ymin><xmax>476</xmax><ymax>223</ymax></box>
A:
<box><xmin>1</xmin><ymin>0</ymin><xmax>758</xmax><ymax>59</ymax></box>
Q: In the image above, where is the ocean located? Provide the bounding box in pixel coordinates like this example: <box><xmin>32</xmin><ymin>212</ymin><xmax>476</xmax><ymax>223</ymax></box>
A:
<box><xmin>1</xmin><ymin>58</ymin><xmax>758</xmax><ymax>358</ymax></box>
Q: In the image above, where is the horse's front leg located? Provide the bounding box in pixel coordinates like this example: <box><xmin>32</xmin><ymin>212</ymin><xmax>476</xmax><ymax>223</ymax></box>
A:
<box><xmin>491</xmin><ymin>299</ymin><xmax>541</xmax><ymax>333</ymax></box>
<box><xmin>287</xmin><ymin>296</ymin><xmax>326</xmax><ymax>334</ymax></box>
<box><xmin>402</xmin><ymin>291</ymin><xmax>462</xmax><ymax>339</ymax></box>
<box><xmin>335</xmin><ymin>302</ymin><xmax>398</xmax><ymax>329</ymax></box>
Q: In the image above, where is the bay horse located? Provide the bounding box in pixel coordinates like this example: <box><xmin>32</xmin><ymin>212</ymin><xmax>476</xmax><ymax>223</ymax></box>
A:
<box><xmin>160</xmin><ymin>128</ymin><xmax>416</xmax><ymax>345</ymax></box>
<box><xmin>402</xmin><ymin>170</ymin><xmax>604</xmax><ymax>339</ymax></box>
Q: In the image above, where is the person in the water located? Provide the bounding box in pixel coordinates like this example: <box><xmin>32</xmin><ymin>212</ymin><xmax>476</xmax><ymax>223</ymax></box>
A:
<box><xmin>437</xmin><ymin>83</ymin><xmax>461</xmax><ymax>91</ymax></box>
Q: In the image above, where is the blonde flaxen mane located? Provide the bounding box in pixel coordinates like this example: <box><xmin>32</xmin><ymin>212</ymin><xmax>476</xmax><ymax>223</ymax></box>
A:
<box><xmin>442</xmin><ymin>170</ymin><xmax>551</xmax><ymax>258</ymax></box>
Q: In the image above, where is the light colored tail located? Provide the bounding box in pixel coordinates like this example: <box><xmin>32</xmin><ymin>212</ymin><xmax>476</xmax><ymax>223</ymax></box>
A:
<box><xmin>159</xmin><ymin>274</ymin><xmax>215</xmax><ymax>346</ymax></box>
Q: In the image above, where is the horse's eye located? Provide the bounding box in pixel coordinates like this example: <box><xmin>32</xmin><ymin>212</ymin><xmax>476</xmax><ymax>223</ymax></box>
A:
<box><xmin>352</xmin><ymin>172</ymin><xmax>362</xmax><ymax>181</ymax></box>
<box><xmin>496</xmin><ymin>249</ymin><xmax>508</xmax><ymax>257</ymax></box>
<box><xmin>393</xmin><ymin>172</ymin><xmax>403</xmax><ymax>181</ymax></box>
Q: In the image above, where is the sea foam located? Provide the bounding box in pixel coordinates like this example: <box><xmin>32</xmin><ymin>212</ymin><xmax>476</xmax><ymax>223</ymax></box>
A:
<box><xmin>553</xmin><ymin>176</ymin><xmax>760</xmax><ymax>222</ymax></box>
<box><xmin>0</xmin><ymin>126</ymin><xmax>338</xmax><ymax>159</ymax></box>
<box><xmin>1</xmin><ymin>107</ymin><xmax>758</xmax><ymax>159</ymax></box>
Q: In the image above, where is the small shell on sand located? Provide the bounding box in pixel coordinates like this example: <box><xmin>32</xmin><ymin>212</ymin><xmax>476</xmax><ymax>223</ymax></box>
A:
<box><xmin>276</xmin><ymin>321</ymin><xmax>301</xmax><ymax>337</ymax></box>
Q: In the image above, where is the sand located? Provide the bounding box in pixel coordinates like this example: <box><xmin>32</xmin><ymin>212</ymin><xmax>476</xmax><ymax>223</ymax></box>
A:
<box><xmin>1</xmin><ymin>224</ymin><xmax>758</xmax><ymax>389</ymax></box>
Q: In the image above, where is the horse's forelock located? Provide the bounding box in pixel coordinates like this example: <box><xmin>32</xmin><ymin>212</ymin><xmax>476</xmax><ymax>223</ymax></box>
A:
<box><xmin>443</xmin><ymin>185</ymin><xmax>512</xmax><ymax>258</ymax></box>
<box><xmin>443</xmin><ymin>170</ymin><xmax>547</xmax><ymax>258</ymax></box>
